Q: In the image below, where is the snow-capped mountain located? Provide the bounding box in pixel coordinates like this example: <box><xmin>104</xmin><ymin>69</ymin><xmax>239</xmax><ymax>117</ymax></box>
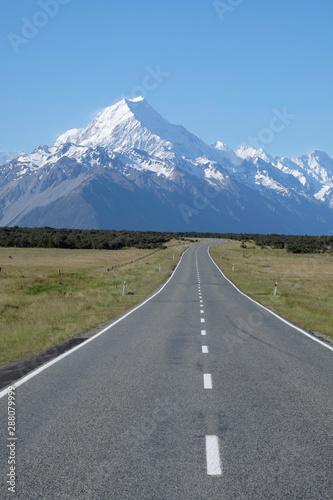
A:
<box><xmin>55</xmin><ymin>97</ymin><xmax>223</xmax><ymax>162</ymax></box>
<box><xmin>0</xmin><ymin>97</ymin><xmax>332</xmax><ymax>233</ymax></box>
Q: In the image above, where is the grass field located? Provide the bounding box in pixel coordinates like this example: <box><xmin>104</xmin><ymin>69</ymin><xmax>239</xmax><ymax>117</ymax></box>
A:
<box><xmin>210</xmin><ymin>240</ymin><xmax>333</xmax><ymax>342</ymax></box>
<box><xmin>0</xmin><ymin>241</ymin><xmax>190</xmax><ymax>366</ymax></box>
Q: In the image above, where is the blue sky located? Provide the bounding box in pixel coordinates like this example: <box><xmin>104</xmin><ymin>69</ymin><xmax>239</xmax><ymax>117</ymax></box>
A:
<box><xmin>1</xmin><ymin>0</ymin><xmax>332</xmax><ymax>158</ymax></box>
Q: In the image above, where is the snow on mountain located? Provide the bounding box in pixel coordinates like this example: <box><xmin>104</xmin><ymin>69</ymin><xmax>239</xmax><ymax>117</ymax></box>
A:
<box><xmin>53</xmin><ymin>96</ymin><xmax>333</xmax><ymax>206</ymax></box>
<box><xmin>55</xmin><ymin>97</ymin><xmax>222</xmax><ymax>163</ymax></box>
<box><xmin>211</xmin><ymin>145</ymin><xmax>301</xmax><ymax>197</ymax></box>
<box><xmin>235</xmin><ymin>145</ymin><xmax>274</xmax><ymax>163</ymax></box>
<box><xmin>291</xmin><ymin>151</ymin><xmax>333</xmax><ymax>207</ymax></box>
<box><xmin>293</xmin><ymin>150</ymin><xmax>333</xmax><ymax>183</ymax></box>
<box><xmin>210</xmin><ymin>141</ymin><xmax>242</xmax><ymax>167</ymax></box>
<box><xmin>54</xmin><ymin>97</ymin><xmax>233</xmax><ymax>187</ymax></box>
<box><xmin>1</xmin><ymin>97</ymin><xmax>333</xmax><ymax>233</ymax></box>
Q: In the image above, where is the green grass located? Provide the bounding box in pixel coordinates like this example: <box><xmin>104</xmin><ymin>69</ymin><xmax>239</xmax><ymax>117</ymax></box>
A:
<box><xmin>210</xmin><ymin>240</ymin><xmax>333</xmax><ymax>341</ymax></box>
<box><xmin>0</xmin><ymin>241</ymin><xmax>190</xmax><ymax>366</ymax></box>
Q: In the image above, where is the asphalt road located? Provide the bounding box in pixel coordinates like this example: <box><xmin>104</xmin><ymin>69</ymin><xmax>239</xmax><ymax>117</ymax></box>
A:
<box><xmin>0</xmin><ymin>242</ymin><xmax>332</xmax><ymax>499</ymax></box>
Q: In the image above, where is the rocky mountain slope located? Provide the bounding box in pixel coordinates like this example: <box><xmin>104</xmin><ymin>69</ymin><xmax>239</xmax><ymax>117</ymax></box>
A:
<box><xmin>0</xmin><ymin>97</ymin><xmax>332</xmax><ymax>234</ymax></box>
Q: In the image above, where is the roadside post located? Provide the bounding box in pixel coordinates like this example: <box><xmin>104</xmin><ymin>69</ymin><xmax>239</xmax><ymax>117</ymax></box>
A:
<box><xmin>274</xmin><ymin>282</ymin><xmax>278</xmax><ymax>297</ymax></box>
<box><xmin>232</xmin><ymin>264</ymin><xmax>235</xmax><ymax>271</ymax></box>
<box><xmin>122</xmin><ymin>281</ymin><xmax>126</xmax><ymax>296</ymax></box>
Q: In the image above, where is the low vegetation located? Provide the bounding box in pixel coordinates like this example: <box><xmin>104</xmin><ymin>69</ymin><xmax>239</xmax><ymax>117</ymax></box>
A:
<box><xmin>210</xmin><ymin>240</ymin><xmax>333</xmax><ymax>341</ymax></box>
<box><xmin>0</xmin><ymin>241</ymin><xmax>190</xmax><ymax>366</ymax></box>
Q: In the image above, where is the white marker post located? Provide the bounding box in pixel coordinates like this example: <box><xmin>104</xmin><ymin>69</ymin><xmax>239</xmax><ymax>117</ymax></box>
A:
<box><xmin>159</xmin><ymin>264</ymin><xmax>161</xmax><ymax>272</ymax></box>
<box><xmin>274</xmin><ymin>281</ymin><xmax>278</xmax><ymax>297</ymax></box>
<box><xmin>232</xmin><ymin>264</ymin><xmax>235</xmax><ymax>272</ymax></box>
<box><xmin>122</xmin><ymin>281</ymin><xmax>126</xmax><ymax>297</ymax></box>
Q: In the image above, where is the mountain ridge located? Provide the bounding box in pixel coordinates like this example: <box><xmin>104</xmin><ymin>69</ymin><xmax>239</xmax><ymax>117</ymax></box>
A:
<box><xmin>0</xmin><ymin>97</ymin><xmax>332</xmax><ymax>234</ymax></box>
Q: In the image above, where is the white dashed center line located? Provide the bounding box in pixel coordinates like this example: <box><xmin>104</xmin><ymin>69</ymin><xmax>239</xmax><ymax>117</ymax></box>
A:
<box><xmin>206</xmin><ymin>436</ymin><xmax>222</xmax><ymax>475</ymax></box>
<box><xmin>204</xmin><ymin>373</ymin><xmax>212</xmax><ymax>389</ymax></box>
<box><xmin>196</xmin><ymin>248</ymin><xmax>224</xmax><ymax>478</ymax></box>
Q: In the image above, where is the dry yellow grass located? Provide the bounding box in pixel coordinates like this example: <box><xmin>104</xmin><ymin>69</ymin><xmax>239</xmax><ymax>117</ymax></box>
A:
<box><xmin>0</xmin><ymin>241</ymin><xmax>190</xmax><ymax>366</ymax></box>
<box><xmin>210</xmin><ymin>240</ymin><xmax>333</xmax><ymax>341</ymax></box>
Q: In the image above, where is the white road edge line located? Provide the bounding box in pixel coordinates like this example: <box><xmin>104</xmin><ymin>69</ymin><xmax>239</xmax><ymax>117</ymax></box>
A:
<box><xmin>201</xmin><ymin>330</ymin><xmax>207</xmax><ymax>336</ymax></box>
<box><xmin>201</xmin><ymin>318</ymin><xmax>205</xmax><ymax>323</ymax></box>
<box><xmin>204</xmin><ymin>373</ymin><xmax>212</xmax><ymax>389</ymax></box>
<box><xmin>206</xmin><ymin>435</ymin><xmax>223</xmax><ymax>475</ymax></box>
<box><xmin>202</xmin><ymin>346</ymin><xmax>209</xmax><ymax>354</ymax></box>
<box><xmin>207</xmin><ymin>244</ymin><xmax>333</xmax><ymax>353</ymax></box>
<box><xmin>0</xmin><ymin>246</ymin><xmax>191</xmax><ymax>400</ymax></box>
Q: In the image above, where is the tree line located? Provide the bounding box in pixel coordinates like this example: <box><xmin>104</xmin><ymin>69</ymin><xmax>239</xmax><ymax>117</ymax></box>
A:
<box><xmin>175</xmin><ymin>232</ymin><xmax>333</xmax><ymax>254</ymax></box>
<box><xmin>206</xmin><ymin>233</ymin><xmax>333</xmax><ymax>254</ymax></box>
<box><xmin>0</xmin><ymin>227</ymin><xmax>332</xmax><ymax>254</ymax></box>
<box><xmin>0</xmin><ymin>227</ymin><xmax>171</xmax><ymax>250</ymax></box>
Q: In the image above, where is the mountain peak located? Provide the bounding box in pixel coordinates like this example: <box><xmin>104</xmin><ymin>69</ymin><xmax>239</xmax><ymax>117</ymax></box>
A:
<box><xmin>211</xmin><ymin>141</ymin><xmax>230</xmax><ymax>151</ymax></box>
<box><xmin>310</xmin><ymin>150</ymin><xmax>331</xmax><ymax>160</ymax></box>
<box><xmin>54</xmin><ymin>97</ymin><xmax>222</xmax><ymax>161</ymax></box>
<box><xmin>1</xmin><ymin>97</ymin><xmax>333</xmax><ymax>233</ymax></box>
<box><xmin>236</xmin><ymin>145</ymin><xmax>273</xmax><ymax>163</ymax></box>
<box><xmin>292</xmin><ymin>150</ymin><xmax>333</xmax><ymax>182</ymax></box>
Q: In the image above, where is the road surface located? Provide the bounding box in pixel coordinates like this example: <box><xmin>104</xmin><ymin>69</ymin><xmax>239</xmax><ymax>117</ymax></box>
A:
<box><xmin>0</xmin><ymin>242</ymin><xmax>332</xmax><ymax>499</ymax></box>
